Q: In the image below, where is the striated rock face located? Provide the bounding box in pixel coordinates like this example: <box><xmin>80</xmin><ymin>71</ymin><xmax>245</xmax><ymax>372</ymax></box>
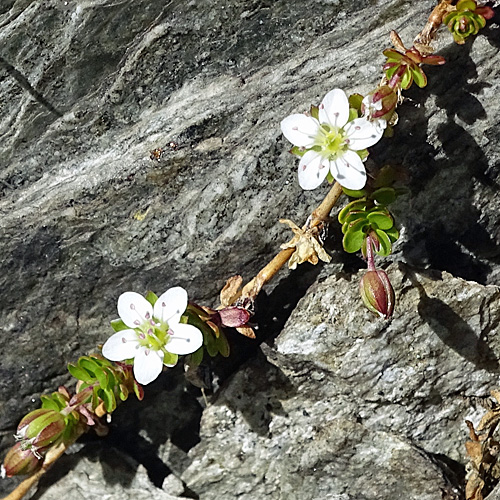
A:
<box><xmin>1</xmin><ymin>0</ymin><xmax>500</xmax><ymax>497</ymax></box>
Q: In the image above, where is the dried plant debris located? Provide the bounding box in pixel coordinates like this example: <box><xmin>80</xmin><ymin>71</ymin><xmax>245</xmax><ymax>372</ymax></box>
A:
<box><xmin>465</xmin><ymin>390</ymin><xmax>500</xmax><ymax>500</ymax></box>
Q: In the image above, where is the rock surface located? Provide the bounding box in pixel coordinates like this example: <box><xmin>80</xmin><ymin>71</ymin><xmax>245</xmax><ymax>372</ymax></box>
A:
<box><xmin>180</xmin><ymin>265</ymin><xmax>499</xmax><ymax>500</ymax></box>
<box><xmin>1</xmin><ymin>0</ymin><xmax>500</xmax><ymax>498</ymax></box>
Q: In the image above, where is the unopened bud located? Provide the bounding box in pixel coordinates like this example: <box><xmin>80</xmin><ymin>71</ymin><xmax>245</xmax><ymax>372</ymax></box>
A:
<box><xmin>2</xmin><ymin>442</ymin><xmax>43</xmax><ymax>477</ymax></box>
<box><xmin>16</xmin><ymin>408</ymin><xmax>66</xmax><ymax>451</ymax></box>
<box><xmin>360</xmin><ymin>270</ymin><xmax>395</xmax><ymax>319</ymax></box>
<box><xmin>218</xmin><ymin>306</ymin><xmax>251</xmax><ymax>328</ymax></box>
<box><xmin>365</xmin><ymin>85</ymin><xmax>398</xmax><ymax>121</ymax></box>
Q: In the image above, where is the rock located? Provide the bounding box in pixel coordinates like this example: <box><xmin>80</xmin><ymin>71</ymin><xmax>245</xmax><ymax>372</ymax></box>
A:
<box><xmin>180</xmin><ymin>264</ymin><xmax>499</xmax><ymax>499</ymax></box>
<box><xmin>33</xmin><ymin>444</ymin><xmax>188</xmax><ymax>500</ymax></box>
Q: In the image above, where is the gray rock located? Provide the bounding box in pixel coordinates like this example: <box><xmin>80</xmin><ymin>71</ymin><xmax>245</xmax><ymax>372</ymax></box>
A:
<box><xmin>181</xmin><ymin>264</ymin><xmax>499</xmax><ymax>499</ymax></box>
<box><xmin>34</xmin><ymin>445</ymin><xmax>187</xmax><ymax>500</ymax></box>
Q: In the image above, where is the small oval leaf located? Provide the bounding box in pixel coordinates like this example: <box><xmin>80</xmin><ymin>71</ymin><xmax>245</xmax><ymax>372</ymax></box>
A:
<box><xmin>371</xmin><ymin>187</ymin><xmax>397</xmax><ymax>205</ymax></box>
<box><xmin>367</xmin><ymin>212</ymin><xmax>394</xmax><ymax>230</ymax></box>
<box><xmin>374</xmin><ymin>229</ymin><xmax>392</xmax><ymax>256</ymax></box>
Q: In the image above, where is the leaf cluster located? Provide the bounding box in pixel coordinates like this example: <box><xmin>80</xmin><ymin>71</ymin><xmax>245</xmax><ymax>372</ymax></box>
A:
<box><xmin>443</xmin><ymin>0</ymin><xmax>491</xmax><ymax>44</ymax></box>
<box><xmin>68</xmin><ymin>355</ymin><xmax>142</xmax><ymax>414</ymax></box>
<box><xmin>338</xmin><ymin>179</ymin><xmax>404</xmax><ymax>256</ymax></box>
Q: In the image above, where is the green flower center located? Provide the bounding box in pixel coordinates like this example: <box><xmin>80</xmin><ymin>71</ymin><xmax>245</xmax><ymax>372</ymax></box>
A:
<box><xmin>135</xmin><ymin>318</ymin><xmax>170</xmax><ymax>352</ymax></box>
<box><xmin>316</xmin><ymin>124</ymin><xmax>347</xmax><ymax>158</ymax></box>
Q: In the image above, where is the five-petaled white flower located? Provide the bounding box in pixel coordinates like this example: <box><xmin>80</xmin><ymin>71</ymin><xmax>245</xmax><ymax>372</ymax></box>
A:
<box><xmin>102</xmin><ymin>287</ymin><xmax>203</xmax><ymax>385</ymax></box>
<box><xmin>280</xmin><ymin>88</ymin><xmax>384</xmax><ymax>190</ymax></box>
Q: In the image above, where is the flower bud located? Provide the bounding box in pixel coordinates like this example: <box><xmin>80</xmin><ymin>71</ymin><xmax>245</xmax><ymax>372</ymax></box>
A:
<box><xmin>217</xmin><ymin>306</ymin><xmax>251</xmax><ymax>328</ymax></box>
<box><xmin>365</xmin><ymin>86</ymin><xmax>398</xmax><ymax>121</ymax></box>
<box><xmin>16</xmin><ymin>408</ymin><xmax>66</xmax><ymax>451</ymax></box>
<box><xmin>360</xmin><ymin>270</ymin><xmax>395</xmax><ymax>319</ymax></box>
<box><xmin>1</xmin><ymin>442</ymin><xmax>43</xmax><ymax>477</ymax></box>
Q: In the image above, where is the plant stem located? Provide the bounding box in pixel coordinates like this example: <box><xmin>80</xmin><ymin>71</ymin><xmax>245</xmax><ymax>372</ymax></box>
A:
<box><xmin>414</xmin><ymin>0</ymin><xmax>453</xmax><ymax>49</ymax></box>
<box><xmin>240</xmin><ymin>182</ymin><xmax>343</xmax><ymax>301</ymax></box>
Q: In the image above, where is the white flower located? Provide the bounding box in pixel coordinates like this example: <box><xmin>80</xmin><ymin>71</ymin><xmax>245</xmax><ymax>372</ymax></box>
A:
<box><xmin>102</xmin><ymin>287</ymin><xmax>203</xmax><ymax>385</ymax></box>
<box><xmin>280</xmin><ymin>89</ymin><xmax>384</xmax><ymax>191</ymax></box>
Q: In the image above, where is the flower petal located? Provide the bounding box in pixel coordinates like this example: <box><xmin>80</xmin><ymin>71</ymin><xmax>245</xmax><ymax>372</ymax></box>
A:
<box><xmin>102</xmin><ymin>330</ymin><xmax>139</xmax><ymax>361</ymax></box>
<box><xmin>154</xmin><ymin>287</ymin><xmax>188</xmax><ymax>325</ymax></box>
<box><xmin>166</xmin><ymin>323</ymin><xmax>203</xmax><ymax>355</ymax></box>
<box><xmin>133</xmin><ymin>348</ymin><xmax>164</xmax><ymax>385</ymax></box>
<box><xmin>280</xmin><ymin>114</ymin><xmax>319</xmax><ymax>148</ymax></box>
<box><xmin>344</xmin><ymin>118</ymin><xmax>383</xmax><ymax>150</ymax></box>
<box><xmin>330</xmin><ymin>150</ymin><xmax>367</xmax><ymax>190</ymax></box>
<box><xmin>372</xmin><ymin>118</ymin><xmax>387</xmax><ymax>136</ymax></box>
<box><xmin>298</xmin><ymin>150</ymin><xmax>329</xmax><ymax>190</ymax></box>
<box><xmin>318</xmin><ymin>89</ymin><xmax>349</xmax><ymax>128</ymax></box>
<box><xmin>118</xmin><ymin>292</ymin><xmax>154</xmax><ymax>328</ymax></box>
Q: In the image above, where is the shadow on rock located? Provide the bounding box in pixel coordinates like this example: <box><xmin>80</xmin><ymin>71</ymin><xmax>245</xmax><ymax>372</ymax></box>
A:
<box><xmin>378</xmin><ymin>36</ymin><xmax>500</xmax><ymax>284</ymax></box>
<box><xmin>407</xmin><ymin>269</ymin><xmax>499</xmax><ymax>372</ymax></box>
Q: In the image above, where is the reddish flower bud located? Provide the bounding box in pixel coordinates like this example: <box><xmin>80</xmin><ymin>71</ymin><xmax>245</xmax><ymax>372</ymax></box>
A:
<box><xmin>217</xmin><ymin>306</ymin><xmax>251</xmax><ymax>328</ymax></box>
<box><xmin>360</xmin><ymin>270</ymin><xmax>395</xmax><ymax>319</ymax></box>
<box><xmin>366</xmin><ymin>85</ymin><xmax>398</xmax><ymax>120</ymax></box>
<box><xmin>476</xmin><ymin>6</ymin><xmax>495</xmax><ymax>20</ymax></box>
<box><xmin>2</xmin><ymin>442</ymin><xmax>43</xmax><ymax>477</ymax></box>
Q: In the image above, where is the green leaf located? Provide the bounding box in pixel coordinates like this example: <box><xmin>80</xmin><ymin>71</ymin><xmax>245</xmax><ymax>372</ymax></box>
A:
<box><xmin>348</xmin><ymin>93</ymin><xmax>364</xmax><ymax>111</ymax></box>
<box><xmin>374</xmin><ymin>229</ymin><xmax>392</xmax><ymax>256</ymax></box>
<box><xmin>338</xmin><ymin>199</ymin><xmax>368</xmax><ymax>223</ymax></box>
<box><xmin>356</xmin><ymin>149</ymin><xmax>369</xmax><ymax>161</ymax></box>
<box><xmin>394</xmin><ymin>187</ymin><xmax>409</xmax><ymax>197</ymax></box>
<box><xmin>401</xmin><ymin>70</ymin><xmax>413</xmax><ymax>90</ymax></box>
<box><xmin>163</xmin><ymin>351</ymin><xmax>178</xmax><ymax>367</ymax></box>
<box><xmin>103</xmin><ymin>367</ymin><xmax>117</xmax><ymax>389</ymax></box>
<box><xmin>342</xmin><ymin>187</ymin><xmax>367</xmax><ymax>198</ymax></box>
<box><xmin>134</xmin><ymin>381</ymin><xmax>144</xmax><ymax>401</ymax></box>
<box><xmin>348</xmin><ymin>108</ymin><xmax>358</xmax><ymax>122</ymax></box>
<box><xmin>92</xmin><ymin>386</ymin><xmax>100</xmax><ymax>409</ymax></box>
<box><xmin>188</xmin><ymin>347</ymin><xmax>204</xmax><ymax>367</ymax></box>
<box><xmin>145</xmin><ymin>291</ymin><xmax>159</xmax><ymax>307</ymax></box>
<box><xmin>111</xmin><ymin>319</ymin><xmax>129</xmax><ymax>332</ymax></box>
<box><xmin>79</xmin><ymin>357</ymin><xmax>100</xmax><ymax>377</ymax></box>
<box><xmin>40</xmin><ymin>395</ymin><xmax>61</xmax><ymax>412</ymax></box>
<box><xmin>457</xmin><ymin>0</ymin><xmax>477</xmax><ymax>11</ymax></box>
<box><xmin>216</xmin><ymin>330</ymin><xmax>230</xmax><ymax>358</ymax></box>
<box><xmin>118</xmin><ymin>384</ymin><xmax>129</xmax><ymax>402</ymax></box>
<box><xmin>371</xmin><ymin>187</ymin><xmax>397</xmax><ymax>205</ymax></box>
<box><xmin>326</xmin><ymin>171</ymin><xmax>335</xmax><ymax>184</ymax></box>
<box><xmin>102</xmin><ymin>388</ymin><xmax>116</xmax><ymax>413</ymax></box>
<box><xmin>344</xmin><ymin>211</ymin><xmax>367</xmax><ymax>225</ymax></box>
<box><xmin>94</xmin><ymin>366</ymin><xmax>109</xmax><ymax>389</ymax></box>
<box><xmin>384</xmin><ymin>64</ymin><xmax>400</xmax><ymax>80</ymax></box>
<box><xmin>310</xmin><ymin>104</ymin><xmax>319</xmax><ymax>120</ymax></box>
<box><xmin>290</xmin><ymin>146</ymin><xmax>306</xmax><ymax>157</ymax></box>
<box><xmin>385</xmin><ymin>225</ymin><xmax>400</xmax><ymax>242</ymax></box>
<box><xmin>476</xmin><ymin>14</ymin><xmax>487</xmax><ymax>29</ymax></box>
<box><xmin>374</xmin><ymin>166</ymin><xmax>397</xmax><ymax>188</ymax></box>
<box><xmin>343</xmin><ymin>220</ymin><xmax>369</xmax><ymax>253</ymax></box>
<box><xmin>383</xmin><ymin>49</ymin><xmax>404</xmax><ymax>61</ymax></box>
<box><xmin>205</xmin><ymin>338</ymin><xmax>219</xmax><ymax>357</ymax></box>
<box><xmin>411</xmin><ymin>67</ymin><xmax>427</xmax><ymax>88</ymax></box>
<box><xmin>68</xmin><ymin>363</ymin><xmax>94</xmax><ymax>383</ymax></box>
<box><xmin>367</xmin><ymin>211</ymin><xmax>394</xmax><ymax>230</ymax></box>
